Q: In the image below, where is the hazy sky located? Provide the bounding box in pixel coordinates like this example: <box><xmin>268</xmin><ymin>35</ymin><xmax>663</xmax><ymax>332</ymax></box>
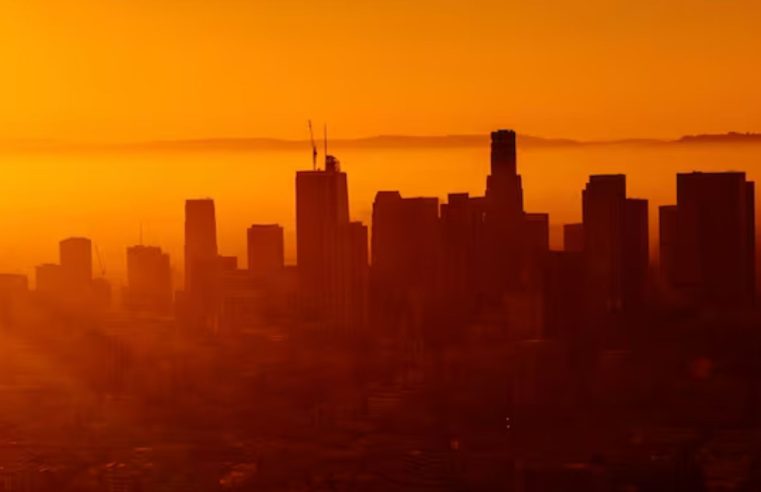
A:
<box><xmin>1</xmin><ymin>0</ymin><xmax>760</xmax><ymax>141</ymax></box>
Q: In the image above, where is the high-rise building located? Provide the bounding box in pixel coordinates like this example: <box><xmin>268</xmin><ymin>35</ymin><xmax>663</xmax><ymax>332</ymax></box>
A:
<box><xmin>440</xmin><ymin>193</ymin><xmax>487</xmax><ymax>318</ymax></box>
<box><xmin>59</xmin><ymin>237</ymin><xmax>92</xmax><ymax>289</ymax></box>
<box><xmin>371</xmin><ymin>192</ymin><xmax>440</xmax><ymax>330</ymax></box>
<box><xmin>624</xmin><ymin>198</ymin><xmax>649</xmax><ymax>306</ymax></box>
<box><xmin>296</xmin><ymin>155</ymin><xmax>367</xmax><ymax>330</ymax></box>
<box><xmin>35</xmin><ymin>263</ymin><xmax>64</xmax><ymax>295</ymax></box>
<box><xmin>663</xmin><ymin>172</ymin><xmax>755</xmax><ymax>307</ymax></box>
<box><xmin>658</xmin><ymin>205</ymin><xmax>678</xmax><ymax>286</ymax></box>
<box><xmin>0</xmin><ymin>274</ymin><xmax>28</xmax><ymax>327</ymax></box>
<box><xmin>372</xmin><ymin>192</ymin><xmax>439</xmax><ymax>293</ymax></box>
<box><xmin>247</xmin><ymin>224</ymin><xmax>284</xmax><ymax>275</ymax></box>
<box><xmin>484</xmin><ymin>130</ymin><xmax>526</xmax><ymax>297</ymax></box>
<box><xmin>184</xmin><ymin>199</ymin><xmax>219</xmax><ymax>326</ymax></box>
<box><xmin>563</xmin><ymin>223</ymin><xmax>584</xmax><ymax>252</ymax></box>
<box><xmin>124</xmin><ymin>245</ymin><xmax>172</xmax><ymax>314</ymax></box>
<box><xmin>342</xmin><ymin>221</ymin><xmax>369</xmax><ymax>330</ymax></box>
<box><xmin>184</xmin><ymin>199</ymin><xmax>218</xmax><ymax>291</ymax></box>
<box><xmin>582</xmin><ymin>175</ymin><xmax>649</xmax><ymax>314</ymax></box>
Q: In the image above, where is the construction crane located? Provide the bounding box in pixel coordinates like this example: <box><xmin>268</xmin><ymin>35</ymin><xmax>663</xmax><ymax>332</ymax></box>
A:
<box><xmin>308</xmin><ymin>120</ymin><xmax>318</xmax><ymax>170</ymax></box>
<box><xmin>93</xmin><ymin>241</ymin><xmax>106</xmax><ymax>277</ymax></box>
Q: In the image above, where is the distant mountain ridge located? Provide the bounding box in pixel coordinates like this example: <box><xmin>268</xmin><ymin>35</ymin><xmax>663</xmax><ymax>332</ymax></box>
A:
<box><xmin>1</xmin><ymin>132</ymin><xmax>760</xmax><ymax>153</ymax></box>
<box><xmin>676</xmin><ymin>132</ymin><xmax>761</xmax><ymax>144</ymax></box>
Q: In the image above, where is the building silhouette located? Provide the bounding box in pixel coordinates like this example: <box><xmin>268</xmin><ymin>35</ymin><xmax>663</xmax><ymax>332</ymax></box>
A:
<box><xmin>124</xmin><ymin>245</ymin><xmax>172</xmax><ymax>314</ymax></box>
<box><xmin>563</xmin><ymin>223</ymin><xmax>584</xmax><ymax>253</ymax></box>
<box><xmin>35</xmin><ymin>263</ymin><xmax>64</xmax><ymax>295</ymax></box>
<box><xmin>439</xmin><ymin>193</ymin><xmax>487</xmax><ymax>319</ymax></box>
<box><xmin>658</xmin><ymin>205</ymin><xmax>678</xmax><ymax>289</ymax></box>
<box><xmin>59</xmin><ymin>237</ymin><xmax>93</xmax><ymax>291</ymax></box>
<box><xmin>582</xmin><ymin>175</ymin><xmax>649</xmax><ymax>315</ymax></box>
<box><xmin>371</xmin><ymin>192</ymin><xmax>440</xmax><ymax>333</ymax></box>
<box><xmin>661</xmin><ymin>172</ymin><xmax>755</xmax><ymax>307</ymax></box>
<box><xmin>247</xmin><ymin>224</ymin><xmax>284</xmax><ymax>275</ymax></box>
<box><xmin>296</xmin><ymin>154</ymin><xmax>368</xmax><ymax>330</ymax></box>
<box><xmin>183</xmin><ymin>199</ymin><xmax>219</xmax><ymax>327</ymax></box>
<box><xmin>484</xmin><ymin>130</ymin><xmax>526</xmax><ymax>297</ymax></box>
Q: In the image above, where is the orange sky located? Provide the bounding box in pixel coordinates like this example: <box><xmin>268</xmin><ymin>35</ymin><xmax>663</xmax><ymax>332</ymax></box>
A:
<box><xmin>1</xmin><ymin>0</ymin><xmax>760</xmax><ymax>142</ymax></box>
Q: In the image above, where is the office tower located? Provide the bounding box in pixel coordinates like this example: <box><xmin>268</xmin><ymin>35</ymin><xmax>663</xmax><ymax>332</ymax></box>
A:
<box><xmin>440</xmin><ymin>193</ymin><xmax>487</xmax><ymax>318</ymax></box>
<box><xmin>184</xmin><ymin>199</ymin><xmax>219</xmax><ymax>326</ymax></box>
<box><xmin>663</xmin><ymin>172</ymin><xmax>755</xmax><ymax>307</ymax></box>
<box><xmin>35</xmin><ymin>263</ymin><xmax>63</xmax><ymax>295</ymax></box>
<box><xmin>216</xmin><ymin>264</ymin><xmax>262</xmax><ymax>334</ymax></box>
<box><xmin>59</xmin><ymin>237</ymin><xmax>92</xmax><ymax>289</ymax></box>
<box><xmin>624</xmin><ymin>198</ymin><xmax>649</xmax><ymax>306</ymax></box>
<box><xmin>371</xmin><ymin>192</ymin><xmax>440</xmax><ymax>329</ymax></box>
<box><xmin>296</xmin><ymin>154</ymin><xmax>366</xmax><ymax>330</ymax></box>
<box><xmin>247</xmin><ymin>224</ymin><xmax>284</xmax><ymax>275</ymax></box>
<box><xmin>523</xmin><ymin>212</ymin><xmax>550</xmax><ymax>290</ymax></box>
<box><xmin>0</xmin><ymin>274</ymin><xmax>28</xmax><ymax>295</ymax></box>
<box><xmin>0</xmin><ymin>274</ymin><xmax>28</xmax><ymax>327</ymax></box>
<box><xmin>525</xmin><ymin>213</ymin><xmax>550</xmax><ymax>253</ymax></box>
<box><xmin>184</xmin><ymin>199</ymin><xmax>218</xmax><ymax>291</ymax></box>
<box><xmin>543</xmin><ymin>251</ymin><xmax>585</xmax><ymax>339</ymax></box>
<box><xmin>658</xmin><ymin>205</ymin><xmax>678</xmax><ymax>286</ymax></box>
<box><xmin>217</xmin><ymin>255</ymin><xmax>238</xmax><ymax>271</ymax></box>
<box><xmin>125</xmin><ymin>245</ymin><xmax>172</xmax><ymax>314</ymax></box>
<box><xmin>343</xmin><ymin>221</ymin><xmax>369</xmax><ymax>330</ymax></box>
<box><xmin>563</xmin><ymin>223</ymin><xmax>584</xmax><ymax>252</ymax></box>
<box><xmin>372</xmin><ymin>192</ymin><xmax>439</xmax><ymax>294</ymax></box>
<box><xmin>484</xmin><ymin>130</ymin><xmax>526</xmax><ymax>297</ymax></box>
<box><xmin>582</xmin><ymin>175</ymin><xmax>649</xmax><ymax>314</ymax></box>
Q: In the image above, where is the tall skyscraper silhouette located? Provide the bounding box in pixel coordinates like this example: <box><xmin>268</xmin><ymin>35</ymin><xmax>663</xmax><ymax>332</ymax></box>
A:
<box><xmin>296</xmin><ymin>155</ymin><xmax>367</xmax><ymax>330</ymax></box>
<box><xmin>661</xmin><ymin>172</ymin><xmax>755</xmax><ymax>307</ymax></box>
<box><xmin>184</xmin><ymin>199</ymin><xmax>219</xmax><ymax>326</ymax></box>
<box><xmin>247</xmin><ymin>224</ymin><xmax>284</xmax><ymax>275</ymax></box>
<box><xmin>563</xmin><ymin>223</ymin><xmax>584</xmax><ymax>253</ymax></box>
<box><xmin>59</xmin><ymin>237</ymin><xmax>93</xmax><ymax>290</ymax></box>
<box><xmin>125</xmin><ymin>245</ymin><xmax>172</xmax><ymax>314</ymax></box>
<box><xmin>35</xmin><ymin>263</ymin><xmax>63</xmax><ymax>295</ymax></box>
<box><xmin>371</xmin><ymin>192</ymin><xmax>440</xmax><ymax>330</ymax></box>
<box><xmin>440</xmin><ymin>193</ymin><xmax>487</xmax><ymax>318</ymax></box>
<box><xmin>658</xmin><ymin>205</ymin><xmax>679</xmax><ymax>287</ymax></box>
<box><xmin>582</xmin><ymin>175</ymin><xmax>649</xmax><ymax>314</ymax></box>
<box><xmin>484</xmin><ymin>130</ymin><xmax>526</xmax><ymax>297</ymax></box>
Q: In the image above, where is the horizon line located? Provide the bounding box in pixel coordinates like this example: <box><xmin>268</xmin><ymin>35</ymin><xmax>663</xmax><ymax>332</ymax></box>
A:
<box><xmin>0</xmin><ymin>131</ymin><xmax>760</xmax><ymax>153</ymax></box>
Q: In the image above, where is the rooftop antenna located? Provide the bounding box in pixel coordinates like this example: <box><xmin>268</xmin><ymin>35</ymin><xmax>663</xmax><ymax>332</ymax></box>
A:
<box><xmin>139</xmin><ymin>222</ymin><xmax>143</xmax><ymax>245</ymax></box>
<box><xmin>308</xmin><ymin>120</ymin><xmax>317</xmax><ymax>170</ymax></box>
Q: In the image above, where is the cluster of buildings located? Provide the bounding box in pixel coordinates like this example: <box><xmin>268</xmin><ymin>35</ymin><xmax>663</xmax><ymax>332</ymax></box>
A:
<box><xmin>0</xmin><ymin>129</ymin><xmax>756</xmax><ymax>339</ymax></box>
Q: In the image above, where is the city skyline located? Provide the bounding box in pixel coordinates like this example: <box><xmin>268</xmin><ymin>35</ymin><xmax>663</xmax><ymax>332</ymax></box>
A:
<box><xmin>8</xmin><ymin>137</ymin><xmax>753</xmax><ymax>282</ymax></box>
<box><xmin>4</xmin><ymin>2</ymin><xmax>761</xmax><ymax>488</ymax></box>
<box><xmin>1</xmin><ymin>126</ymin><xmax>761</xmax><ymax>489</ymax></box>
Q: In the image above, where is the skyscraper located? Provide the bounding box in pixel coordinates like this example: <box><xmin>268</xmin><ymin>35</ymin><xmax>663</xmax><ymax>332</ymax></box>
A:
<box><xmin>125</xmin><ymin>245</ymin><xmax>172</xmax><ymax>314</ymax></box>
<box><xmin>658</xmin><ymin>205</ymin><xmax>678</xmax><ymax>287</ymax></box>
<box><xmin>371</xmin><ymin>192</ymin><xmax>440</xmax><ymax>294</ymax></box>
<box><xmin>484</xmin><ymin>130</ymin><xmax>526</xmax><ymax>297</ymax></box>
<box><xmin>36</xmin><ymin>263</ymin><xmax>64</xmax><ymax>295</ymax></box>
<box><xmin>563</xmin><ymin>223</ymin><xmax>584</xmax><ymax>253</ymax></box>
<box><xmin>59</xmin><ymin>237</ymin><xmax>93</xmax><ymax>289</ymax></box>
<box><xmin>342</xmin><ymin>221</ymin><xmax>369</xmax><ymax>330</ymax></box>
<box><xmin>371</xmin><ymin>191</ymin><xmax>440</xmax><ymax>329</ymax></box>
<box><xmin>440</xmin><ymin>193</ymin><xmax>487</xmax><ymax>318</ymax></box>
<box><xmin>662</xmin><ymin>172</ymin><xmax>755</xmax><ymax>307</ymax></box>
<box><xmin>623</xmin><ymin>198</ymin><xmax>649</xmax><ymax>306</ymax></box>
<box><xmin>247</xmin><ymin>224</ymin><xmax>284</xmax><ymax>275</ymax></box>
<box><xmin>296</xmin><ymin>154</ymin><xmax>367</xmax><ymax>330</ymax></box>
<box><xmin>184</xmin><ymin>199</ymin><xmax>219</xmax><ymax>326</ymax></box>
<box><xmin>582</xmin><ymin>175</ymin><xmax>649</xmax><ymax>314</ymax></box>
